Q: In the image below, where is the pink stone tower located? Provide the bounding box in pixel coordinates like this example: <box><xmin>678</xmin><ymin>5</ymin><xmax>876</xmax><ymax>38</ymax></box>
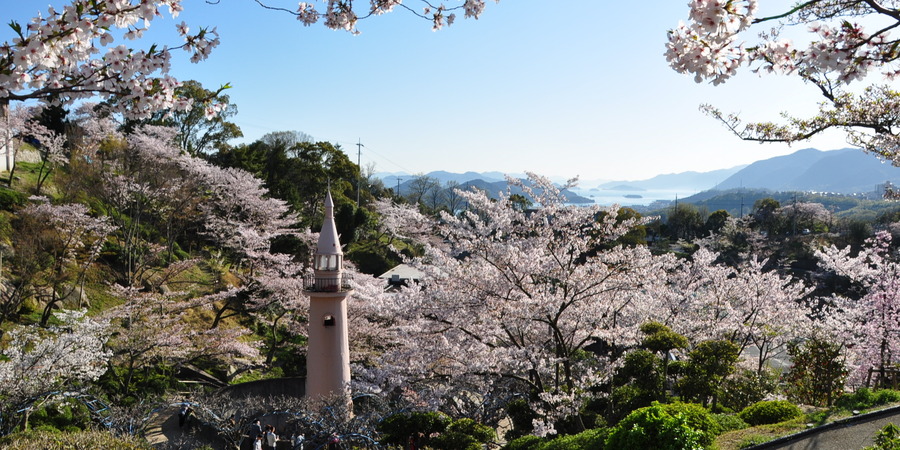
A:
<box><xmin>304</xmin><ymin>190</ymin><xmax>352</xmax><ymax>403</ymax></box>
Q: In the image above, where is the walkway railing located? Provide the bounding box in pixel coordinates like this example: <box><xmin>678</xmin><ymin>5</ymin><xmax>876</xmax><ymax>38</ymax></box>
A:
<box><xmin>303</xmin><ymin>274</ymin><xmax>352</xmax><ymax>293</ymax></box>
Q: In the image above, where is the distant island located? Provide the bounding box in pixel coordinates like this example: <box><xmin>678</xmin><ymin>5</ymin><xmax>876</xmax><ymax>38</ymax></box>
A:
<box><xmin>623</xmin><ymin>194</ymin><xmax>643</xmax><ymax>199</ymax></box>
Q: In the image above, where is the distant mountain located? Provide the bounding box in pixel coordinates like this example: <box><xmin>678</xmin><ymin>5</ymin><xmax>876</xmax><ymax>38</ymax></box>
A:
<box><xmin>381</xmin><ymin>171</ymin><xmax>594</xmax><ymax>204</ymax></box>
<box><xmin>716</xmin><ymin>148</ymin><xmax>900</xmax><ymax>193</ymax></box>
<box><xmin>451</xmin><ymin>178</ymin><xmax>593</xmax><ymax>204</ymax></box>
<box><xmin>597</xmin><ymin>166</ymin><xmax>746</xmax><ymax>191</ymax></box>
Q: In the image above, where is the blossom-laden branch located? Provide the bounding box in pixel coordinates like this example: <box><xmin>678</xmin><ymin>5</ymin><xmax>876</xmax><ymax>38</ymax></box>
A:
<box><xmin>2</xmin><ymin>0</ymin><xmax>499</xmax><ymax>119</ymax></box>
<box><xmin>667</xmin><ymin>1</ymin><xmax>900</xmax><ymax>165</ymax></box>
<box><xmin>0</xmin><ymin>310</ymin><xmax>111</xmax><ymax>402</ymax></box>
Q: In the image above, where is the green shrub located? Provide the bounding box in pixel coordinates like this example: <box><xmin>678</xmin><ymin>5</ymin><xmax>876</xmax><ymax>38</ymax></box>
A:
<box><xmin>378</xmin><ymin>411</ymin><xmax>450</xmax><ymax>447</ymax></box>
<box><xmin>502</xmin><ymin>435</ymin><xmax>543</xmax><ymax>450</ymax></box>
<box><xmin>605</xmin><ymin>402</ymin><xmax>716</xmax><ymax>450</ymax></box>
<box><xmin>503</xmin><ymin>428</ymin><xmax>610</xmax><ymax>450</ymax></box>
<box><xmin>712</xmin><ymin>413</ymin><xmax>749</xmax><ymax>432</ymax></box>
<box><xmin>783</xmin><ymin>338</ymin><xmax>848</xmax><ymax>407</ymax></box>
<box><xmin>0</xmin><ymin>188</ymin><xmax>26</xmax><ymax>210</ymax></box>
<box><xmin>27</xmin><ymin>399</ymin><xmax>91</xmax><ymax>433</ymax></box>
<box><xmin>0</xmin><ymin>430</ymin><xmax>151</xmax><ymax>449</ymax></box>
<box><xmin>430</xmin><ymin>418</ymin><xmax>494</xmax><ymax>450</ymax></box>
<box><xmin>721</xmin><ymin>369</ymin><xmax>779</xmax><ymax>411</ymax></box>
<box><xmin>738</xmin><ymin>400</ymin><xmax>802</xmax><ymax>426</ymax></box>
<box><xmin>865</xmin><ymin>423</ymin><xmax>900</xmax><ymax>450</ymax></box>
<box><xmin>836</xmin><ymin>388</ymin><xmax>900</xmax><ymax>411</ymax></box>
<box><xmin>677</xmin><ymin>340</ymin><xmax>740</xmax><ymax>410</ymax></box>
<box><xmin>542</xmin><ymin>428</ymin><xmax>609</xmax><ymax>450</ymax></box>
<box><xmin>505</xmin><ymin>398</ymin><xmax>538</xmax><ymax>440</ymax></box>
<box><xmin>876</xmin><ymin>390</ymin><xmax>900</xmax><ymax>405</ymax></box>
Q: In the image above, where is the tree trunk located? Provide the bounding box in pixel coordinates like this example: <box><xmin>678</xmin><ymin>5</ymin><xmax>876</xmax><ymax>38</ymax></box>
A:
<box><xmin>0</xmin><ymin>99</ymin><xmax>14</xmax><ymax>185</ymax></box>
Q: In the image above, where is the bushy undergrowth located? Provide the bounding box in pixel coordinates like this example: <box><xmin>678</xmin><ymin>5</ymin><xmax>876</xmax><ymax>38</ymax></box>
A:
<box><xmin>835</xmin><ymin>388</ymin><xmax>900</xmax><ymax>411</ymax></box>
<box><xmin>738</xmin><ymin>400</ymin><xmax>802</xmax><ymax>426</ymax></box>
<box><xmin>604</xmin><ymin>402</ymin><xmax>720</xmax><ymax>450</ymax></box>
<box><xmin>27</xmin><ymin>399</ymin><xmax>92</xmax><ymax>433</ymax></box>
<box><xmin>864</xmin><ymin>422</ymin><xmax>900</xmax><ymax>450</ymax></box>
<box><xmin>502</xmin><ymin>428</ymin><xmax>610</xmax><ymax>450</ymax></box>
<box><xmin>712</xmin><ymin>413</ymin><xmax>750</xmax><ymax>433</ymax></box>
<box><xmin>0</xmin><ymin>430</ymin><xmax>151</xmax><ymax>449</ymax></box>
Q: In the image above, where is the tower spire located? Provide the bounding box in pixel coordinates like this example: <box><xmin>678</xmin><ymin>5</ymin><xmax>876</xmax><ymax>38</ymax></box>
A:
<box><xmin>305</xmin><ymin>189</ymin><xmax>352</xmax><ymax>406</ymax></box>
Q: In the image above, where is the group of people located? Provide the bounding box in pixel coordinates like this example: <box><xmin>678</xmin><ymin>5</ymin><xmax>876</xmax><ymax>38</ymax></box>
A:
<box><xmin>247</xmin><ymin>419</ymin><xmax>305</xmax><ymax>450</ymax></box>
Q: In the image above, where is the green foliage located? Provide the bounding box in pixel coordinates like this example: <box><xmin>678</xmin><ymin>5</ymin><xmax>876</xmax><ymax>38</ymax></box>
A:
<box><xmin>541</xmin><ymin>428</ymin><xmax>610</xmax><ymax>450</ymax></box>
<box><xmin>711</xmin><ymin>413</ymin><xmax>749</xmax><ymax>432</ymax></box>
<box><xmin>640</xmin><ymin>322</ymin><xmax>689</xmax><ymax>355</ymax></box>
<box><xmin>0</xmin><ymin>188</ymin><xmax>26</xmax><ymax>211</ymax></box>
<box><xmin>865</xmin><ymin>423</ymin><xmax>900</xmax><ymax>450</ymax></box>
<box><xmin>503</xmin><ymin>435</ymin><xmax>543</xmax><ymax>450</ymax></box>
<box><xmin>610</xmin><ymin>384</ymin><xmax>659</xmax><ymax>424</ymax></box>
<box><xmin>212</xmin><ymin>137</ymin><xmax>359</xmax><ymax>229</ymax></box>
<box><xmin>430</xmin><ymin>418</ymin><xmax>494</xmax><ymax>450</ymax></box>
<box><xmin>502</xmin><ymin>428</ymin><xmax>610</xmax><ymax>450</ymax></box>
<box><xmin>377</xmin><ymin>411</ymin><xmax>450</xmax><ymax>447</ymax></box>
<box><xmin>604</xmin><ymin>402</ymin><xmax>713</xmax><ymax>450</ymax></box>
<box><xmin>27</xmin><ymin>399</ymin><xmax>92</xmax><ymax>432</ymax></box>
<box><xmin>505</xmin><ymin>398</ymin><xmax>538</xmax><ymax>441</ymax></box>
<box><xmin>380</xmin><ymin>413</ymin><xmax>491</xmax><ymax>450</ymax></box>
<box><xmin>705</xmin><ymin>209</ymin><xmax>731</xmax><ymax>234</ymax></box>
<box><xmin>0</xmin><ymin>430</ymin><xmax>152</xmax><ymax>449</ymax></box>
<box><xmin>783</xmin><ymin>338</ymin><xmax>848</xmax><ymax>407</ymax></box>
<box><xmin>346</xmin><ymin>239</ymin><xmax>401</xmax><ymax>276</ymax></box>
<box><xmin>737</xmin><ymin>400</ymin><xmax>802</xmax><ymax>426</ymax></box>
<box><xmin>677</xmin><ymin>340</ymin><xmax>740</xmax><ymax>409</ymax></box>
<box><xmin>721</xmin><ymin>369</ymin><xmax>780</xmax><ymax>411</ymax></box>
<box><xmin>664</xmin><ymin>203</ymin><xmax>706</xmax><ymax>241</ymax></box>
<box><xmin>835</xmin><ymin>388</ymin><xmax>900</xmax><ymax>411</ymax></box>
<box><xmin>95</xmin><ymin>364</ymin><xmax>179</xmax><ymax>405</ymax></box>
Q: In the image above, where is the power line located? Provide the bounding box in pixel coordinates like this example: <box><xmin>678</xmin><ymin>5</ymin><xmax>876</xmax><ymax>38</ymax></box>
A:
<box><xmin>356</xmin><ymin>138</ymin><xmax>364</xmax><ymax>206</ymax></box>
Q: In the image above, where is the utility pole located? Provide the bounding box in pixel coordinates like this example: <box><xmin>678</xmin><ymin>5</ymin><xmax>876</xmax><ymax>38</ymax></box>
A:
<box><xmin>396</xmin><ymin>177</ymin><xmax>402</xmax><ymax>199</ymax></box>
<box><xmin>356</xmin><ymin>139</ymin><xmax>364</xmax><ymax>206</ymax></box>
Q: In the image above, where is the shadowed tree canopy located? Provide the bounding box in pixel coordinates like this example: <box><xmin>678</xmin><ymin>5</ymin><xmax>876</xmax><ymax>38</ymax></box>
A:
<box><xmin>212</xmin><ymin>134</ymin><xmax>359</xmax><ymax>229</ymax></box>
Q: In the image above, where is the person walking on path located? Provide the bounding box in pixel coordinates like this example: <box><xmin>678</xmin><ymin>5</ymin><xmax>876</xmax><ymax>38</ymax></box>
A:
<box><xmin>177</xmin><ymin>402</ymin><xmax>193</xmax><ymax>428</ymax></box>
<box><xmin>264</xmin><ymin>424</ymin><xmax>277</xmax><ymax>450</ymax></box>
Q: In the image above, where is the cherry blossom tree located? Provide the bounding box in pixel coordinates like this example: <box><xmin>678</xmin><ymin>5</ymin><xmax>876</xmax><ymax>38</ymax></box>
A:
<box><xmin>656</xmin><ymin>247</ymin><xmax>812</xmax><ymax>374</ymax></box>
<box><xmin>667</xmin><ymin>0</ymin><xmax>900</xmax><ymax>164</ymax></box>
<box><xmin>356</xmin><ymin>174</ymin><xmax>672</xmax><ymax>434</ymax></box>
<box><xmin>0</xmin><ymin>309</ymin><xmax>111</xmax><ymax>429</ymax></box>
<box><xmin>101</xmin><ymin>284</ymin><xmax>258</xmax><ymax>396</ymax></box>
<box><xmin>1</xmin><ymin>0</ymin><xmax>497</xmax><ymax>118</ymax></box>
<box><xmin>817</xmin><ymin>230</ymin><xmax>900</xmax><ymax>385</ymax></box>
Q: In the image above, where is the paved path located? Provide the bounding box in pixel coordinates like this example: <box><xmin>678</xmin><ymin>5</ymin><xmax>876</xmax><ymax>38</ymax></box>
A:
<box><xmin>144</xmin><ymin>404</ymin><xmax>226</xmax><ymax>449</ymax></box>
<box><xmin>753</xmin><ymin>405</ymin><xmax>900</xmax><ymax>450</ymax></box>
<box><xmin>144</xmin><ymin>405</ymin><xmax>185</xmax><ymax>448</ymax></box>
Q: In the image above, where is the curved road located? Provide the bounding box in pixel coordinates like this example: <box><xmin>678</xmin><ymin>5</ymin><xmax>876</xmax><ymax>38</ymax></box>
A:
<box><xmin>752</xmin><ymin>405</ymin><xmax>900</xmax><ymax>450</ymax></box>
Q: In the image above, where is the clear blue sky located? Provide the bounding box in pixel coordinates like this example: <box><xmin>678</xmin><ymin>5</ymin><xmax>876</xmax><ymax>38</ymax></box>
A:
<box><xmin>5</xmin><ymin>1</ymin><xmax>850</xmax><ymax>184</ymax></box>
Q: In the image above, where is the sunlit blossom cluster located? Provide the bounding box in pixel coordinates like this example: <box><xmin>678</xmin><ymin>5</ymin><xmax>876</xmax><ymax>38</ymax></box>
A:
<box><xmin>0</xmin><ymin>0</ymin><xmax>217</xmax><ymax>118</ymax></box>
<box><xmin>669</xmin><ymin>1</ymin><xmax>900</xmax><ymax>85</ymax></box>
<box><xmin>667</xmin><ymin>1</ymin><xmax>900</xmax><ymax>164</ymax></box>
<box><xmin>666</xmin><ymin>0</ymin><xmax>756</xmax><ymax>84</ymax></box>
<box><xmin>0</xmin><ymin>310</ymin><xmax>111</xmax><ymax>400</ymax></box>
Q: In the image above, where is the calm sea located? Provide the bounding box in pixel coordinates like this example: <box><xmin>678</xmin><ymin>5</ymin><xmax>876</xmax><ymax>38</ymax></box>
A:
<box><xmin>567</xmin><ymin>187</ymin><xmax>700</xmax><ymax>207</ymax></box>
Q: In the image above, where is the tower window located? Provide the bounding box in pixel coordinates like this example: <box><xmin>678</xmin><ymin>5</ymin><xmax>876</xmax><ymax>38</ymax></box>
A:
<box><xmin>323</xmin><ymin>315</ymin><xmax>336</xmax><ymax>327</ymax></box>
